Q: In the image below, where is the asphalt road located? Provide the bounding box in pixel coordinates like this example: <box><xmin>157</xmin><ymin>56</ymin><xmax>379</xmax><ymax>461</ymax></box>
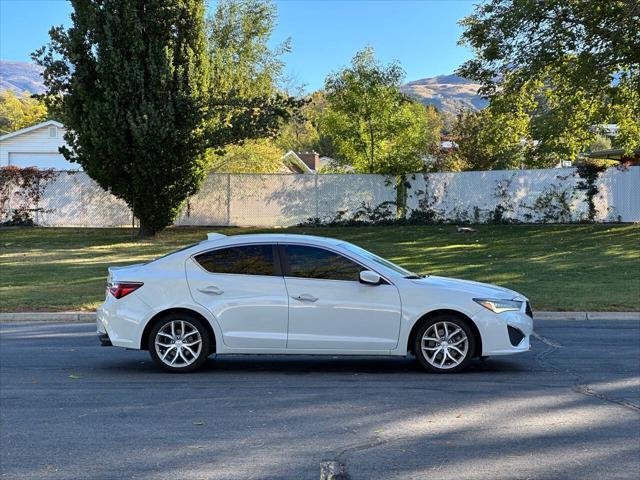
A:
<box><xmin>1</xmin><ymin>320</ymin><xmax>639</xmax><ymax>480</ymax></box>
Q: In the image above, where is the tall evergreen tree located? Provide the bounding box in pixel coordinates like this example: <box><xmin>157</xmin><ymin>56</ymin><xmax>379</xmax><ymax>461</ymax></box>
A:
<box><xmin>34</xmin><ymin>0</ymin><xmax>297</xmax><ymax>236</ymax></box>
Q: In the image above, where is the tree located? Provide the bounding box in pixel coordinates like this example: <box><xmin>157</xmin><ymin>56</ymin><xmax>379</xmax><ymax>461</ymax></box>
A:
<box><xmin>458</xmin><ymin>0</ymin><xmax>640</xmax><ymax>159</ymax></box>
<box><xmin>588</xmin><ymin>134</ymin><xmax>613</xmax><ymax>154</ymax></box>
<box><xmin>459</xmin><ymin>0</ymin><xmax>639</xmax><ymax>92</ymax></box>
<box><xmin>208</xmin><ymin>0</ymin><xmax>288</xmax><ymax>99</ymax></box>
<box><xmin>322</xmin><ymin>47</ymin><xmax>442</xmax><ymax>175</ymax></box>
<box><xmin>449</xmin><ymin>73</ymin><xmax>562</xmax><ymax>171</ymax></box>
<box><xmin>35</xmin><ymin>0</ymin><xmax>297</xmax><ymax>236</ymax></box>
<box><xmin>276</xmin><ymin>99</ymin><xmax>320</xmax><ymax>153</ymax></box>
<box><xmin>275</xmin><ymin>91</ymin><xmax>340</xmax><ymax>157</ymax></box>
<box><xmin>208</xmin><ymin>138</ymin><xmax>284</xmax><ymax>173</ymax></box>
<box><xmin>0</xmin><ymin>90</ymin><xmax>48</xmax><ymax>133</ymax></box>
<box><xmin>451</xmin><ymin>107</ymin><xmax>530</xmax><ymax>171</ymax></box>
<box><xmin>204</xmin><ymin>0</ymin><xmax>301</xmax><ymax>174</ymax></box>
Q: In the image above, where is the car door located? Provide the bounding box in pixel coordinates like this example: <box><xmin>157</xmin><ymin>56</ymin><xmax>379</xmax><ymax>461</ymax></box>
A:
<box><xmin>186</xmin><ymin>243</ymin><xmax>288</xmax><ymax>349</ymax></box>
<box><xmin>280</xmin><ymin>244</ymin><xmax>402</xmax><ymax>351</ymax></box>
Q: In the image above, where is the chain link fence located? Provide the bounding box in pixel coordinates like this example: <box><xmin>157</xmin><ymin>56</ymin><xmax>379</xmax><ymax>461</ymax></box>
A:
<box><xmin>1</xmin><ymin>167</ymin><xmax>638</xmax><ymax>227</ymax></box>
<box><xmin>176</xmin><ymin>173</ymin><xmax>397</xmax><ymax>226</ymax></box>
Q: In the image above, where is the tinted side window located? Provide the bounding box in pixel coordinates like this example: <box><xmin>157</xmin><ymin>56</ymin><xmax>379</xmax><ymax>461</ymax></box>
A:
<box><xmin>283</xmin><ymin>245</ymin><xmax>362</xmax><ymax>281</ymax></box>
<box><xmin>195</xmin><ymin>245</ymin><xmax>276</xmax><ymax>276</ymax></box>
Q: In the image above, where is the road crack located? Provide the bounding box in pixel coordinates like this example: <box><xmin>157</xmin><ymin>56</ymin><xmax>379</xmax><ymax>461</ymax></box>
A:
<box><xmin>533</xmin><ymin>331</ymin><xmax>640</xmax><ymax>413</ymax></box>
<box><xmin>321</xmin><ymin>436</ymin><xmax>387</xmax><ymax>479</ymax></box>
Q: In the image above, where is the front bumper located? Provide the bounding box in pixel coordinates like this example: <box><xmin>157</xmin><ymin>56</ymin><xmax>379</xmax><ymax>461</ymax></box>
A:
<box><xmin>472</xmin><ymin>306</ymin><xmax>534</xmax><ymax>356</ymax></box>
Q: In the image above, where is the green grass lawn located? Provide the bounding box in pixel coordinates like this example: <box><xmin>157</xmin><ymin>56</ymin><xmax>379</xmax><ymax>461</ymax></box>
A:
<box><xmin>1</xmin><ymin>224</ymin><xmax>638</xmax><ymax>312</ymax></box>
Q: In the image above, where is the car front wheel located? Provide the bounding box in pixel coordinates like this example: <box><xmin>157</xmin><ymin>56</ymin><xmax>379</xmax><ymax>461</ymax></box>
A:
<box><xmin>414</xmin><ymin>315</ymin><xmax>475</xmax><ymax>373</ymax></box>
<box><xmin>148</xmin><ymin>314</ymin><xmax>211</xmax><ymax>373</ymax></box>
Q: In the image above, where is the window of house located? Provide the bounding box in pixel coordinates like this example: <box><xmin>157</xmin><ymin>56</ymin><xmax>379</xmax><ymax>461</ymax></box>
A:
<box><xmin>48</xmin><ymin>126</ymin><xmax>57</xmax><ymax>138</ymax></box>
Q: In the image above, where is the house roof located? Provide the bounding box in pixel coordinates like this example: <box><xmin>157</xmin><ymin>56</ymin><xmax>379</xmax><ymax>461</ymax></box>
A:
<box><xmin>0</xmin><ymin>120</ymin><xmax>64</xmax><ymax>142</ymax></box>
<box><xmin>584</xmin><ymin>148</ymin><xmax>640</xmax><ymax>161</ymax></box>
<box><xmin>281</xmin><ymin>150</ymin><xmax>314</xmax><ymax>173</ymax></box>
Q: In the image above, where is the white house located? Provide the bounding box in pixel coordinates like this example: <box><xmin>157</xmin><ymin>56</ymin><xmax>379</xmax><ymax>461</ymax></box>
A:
<box><xmin>0</xmin><ymin>120</ymin><xmax>78</xmax><ymax>170</ymax></box>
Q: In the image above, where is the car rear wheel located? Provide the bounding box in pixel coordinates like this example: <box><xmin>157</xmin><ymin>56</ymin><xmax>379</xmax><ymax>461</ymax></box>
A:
<box><xmin>148</xmin><ymin>313</ymin><xmax>211</xmax><ymax>373</ymax></box>
<box><xmin>414</xmin><ymin>315</ymin><xmax>475</xmax><ymax>373</ymax></box>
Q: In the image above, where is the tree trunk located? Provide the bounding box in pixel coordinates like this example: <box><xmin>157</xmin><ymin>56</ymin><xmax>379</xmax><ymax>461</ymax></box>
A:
<box><xmin>368</xmin><ymin>120</ymin><xmax>375</xmax><ymax>173</ymax></box>
<box><xmin>138</xmin><ymin>222</ymin><xmax>157</xmax><ymax>238</ymax></box>
<box><xmin>396</xmin><ymin>174</ymin><xmax>407</xmax><ymax>220</ymax></box>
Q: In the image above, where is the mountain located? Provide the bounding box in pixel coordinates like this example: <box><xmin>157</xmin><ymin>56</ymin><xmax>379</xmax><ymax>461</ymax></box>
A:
<box><xmin>1</xmin><ymin>60</ymin><xmax>487</xmax><ymax>116</ymax></box>
<box><xmin>400</xmin><ymin>74</ymin><xmax>488</xmax><ymax>115</ymax></box>
<box><xmin>0</xmin><ymin>60</ymin><xmax>45</xmax><ymax>94</ymax></box>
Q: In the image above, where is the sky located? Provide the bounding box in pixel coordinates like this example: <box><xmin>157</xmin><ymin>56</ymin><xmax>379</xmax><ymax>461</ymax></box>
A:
<box><xmin>0</xmin><ymin>0</ymin><xmax>477</xmax><ymax>91</ymax></box>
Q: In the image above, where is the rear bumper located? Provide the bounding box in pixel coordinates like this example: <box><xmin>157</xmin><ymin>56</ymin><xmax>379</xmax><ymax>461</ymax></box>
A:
<box><xmin>96</xmin><ymin>293</ymin><xmax>149</xmax><ymax>349</ymax></box>
<box><xmin>97</xmin><ymin>331</ymin><xmax>112</xmax><ymax>346</ymax></box>
<box><xmin>96</xmin><ymin>316</ymin><xmax>112</xmax><ymax>346</ymax></box>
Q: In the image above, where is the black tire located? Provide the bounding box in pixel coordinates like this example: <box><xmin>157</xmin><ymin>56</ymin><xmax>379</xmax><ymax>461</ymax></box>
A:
<box><xmin>148</xmin><ymin>313</ymin><xmax>211</xmax><ymax>373</ymax></box>
<box><xmin>413</xmin><ymin>314</ymin><xmax>476</xmax><ymax>373</ymax></box>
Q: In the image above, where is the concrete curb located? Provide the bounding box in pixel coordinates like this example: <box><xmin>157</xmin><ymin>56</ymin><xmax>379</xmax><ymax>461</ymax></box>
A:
<box><xmin>585</xmin><ymin>312</ymin><xmax>640</xmax><ymax>321</ymax></box>
<box><xmin>534</xmin><ymin>311</ymin><xmax>587</xmax><ymax>321</ymax></box>
<box><xmin>0</xmin><ymin>312</ymin><xmax>96</xmax><ymax>323</ymax></box>
<box><xmin>534</xmin><ymin>312</ymin><xmax>640</xmax><ymax>321</ymax></box>
<box><xmin>1</xmin><ymin>311</ymin><xmax>638</xmax><ymax>323</ymax></box>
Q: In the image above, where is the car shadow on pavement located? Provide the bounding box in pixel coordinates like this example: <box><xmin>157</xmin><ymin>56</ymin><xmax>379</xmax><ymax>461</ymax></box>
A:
<box><xmin>96</xmin><ymin>353</ymin><xmax>532</xmax><ymax>376</ymax></box>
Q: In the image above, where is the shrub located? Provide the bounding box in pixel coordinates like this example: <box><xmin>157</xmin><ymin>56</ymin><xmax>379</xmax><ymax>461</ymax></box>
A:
<box><xmin>0</xmin><ymin>166</ymin><xmax>58</xmax><ymax>226</ymax></box>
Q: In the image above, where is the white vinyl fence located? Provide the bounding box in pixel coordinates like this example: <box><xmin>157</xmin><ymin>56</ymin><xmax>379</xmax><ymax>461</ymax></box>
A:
<box><xmin>405</xmin><ymin>167</ymin><xmax>640</xmax><ymax>224</ymax></box>
<box><xmin>2</xmin><ymin>167</ymin><xmax>639</xmax><ymax>227</ymax></box>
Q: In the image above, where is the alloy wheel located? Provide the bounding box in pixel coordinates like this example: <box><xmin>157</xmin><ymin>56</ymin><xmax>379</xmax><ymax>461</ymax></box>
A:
<box><xmin>421</xmin><ymin>321</ymin><xmax>469</xmax><ymax>370</ymax></box>
<box><xmin>154</xmin><ymin>320</ymin><xmax>203</xmax><ymax>368</ymax></box>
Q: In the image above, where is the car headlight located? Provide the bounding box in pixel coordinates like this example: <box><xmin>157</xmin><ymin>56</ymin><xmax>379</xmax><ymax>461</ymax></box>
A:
<box><xmin>474</xmin><ymin>298</ymin><xmax>523</xmax><ymax>314</ymax></box>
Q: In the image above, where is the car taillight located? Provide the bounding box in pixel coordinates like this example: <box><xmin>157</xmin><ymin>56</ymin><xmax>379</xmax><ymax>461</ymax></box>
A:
<box><xmin>108</xmin><ymin>282</ymin><xmax>143</xmax><ymax>299</ymax></box>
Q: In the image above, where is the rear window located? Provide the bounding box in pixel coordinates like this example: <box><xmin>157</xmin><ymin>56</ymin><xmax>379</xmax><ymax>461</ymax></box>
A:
<box><xmin>194</xmin><ymin>245</ymin><xmax>276</xmax><ymax>276</ymax></box>
<box><xmin>148</xmin><ymin>243</ymin><xmax>200</xmax><ymax>264</ymax></box>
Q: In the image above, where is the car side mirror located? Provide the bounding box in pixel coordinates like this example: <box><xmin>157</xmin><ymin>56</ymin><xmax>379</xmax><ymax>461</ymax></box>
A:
<box><xmin>359</xmin><ymin>270</ymin><xmax>382</xmax><ymax>285</ymax></box>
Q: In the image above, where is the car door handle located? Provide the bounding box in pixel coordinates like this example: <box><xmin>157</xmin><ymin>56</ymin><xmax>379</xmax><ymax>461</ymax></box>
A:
<box><xmin>198</xmin><ymin>286</ymin><xmax>224</xmax><ymax>295</ymax></box>
<box><xmin>292</xmin><ymin>294</ymin><xmax>318</xmax><ymax>302</ymax></box>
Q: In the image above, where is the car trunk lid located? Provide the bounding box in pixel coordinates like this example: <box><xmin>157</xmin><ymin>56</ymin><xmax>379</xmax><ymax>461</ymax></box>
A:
<box><xmin>107</xmin><ymin>263</ymin><xmax>145</xmax><ymax>284</ymax></box>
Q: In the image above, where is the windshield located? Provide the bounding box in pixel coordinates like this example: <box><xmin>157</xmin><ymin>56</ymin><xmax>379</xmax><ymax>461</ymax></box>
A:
<box><xmin>341</xmin><ymin>242</ymin><xmax>420</xmax><ymax>278</ymax></box>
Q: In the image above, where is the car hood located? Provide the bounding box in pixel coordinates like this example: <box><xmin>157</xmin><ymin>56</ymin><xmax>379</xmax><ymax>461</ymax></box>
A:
<box><xmin>412</xmin><ymin>275</ymin><xmax>525</xmax><ymax>300</ymax></box>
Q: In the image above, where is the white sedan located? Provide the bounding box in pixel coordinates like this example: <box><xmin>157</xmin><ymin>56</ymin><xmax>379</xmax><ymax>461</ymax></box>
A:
<box><xmin>97</xmin><ymin>233</ymin><xmax>533</xmax><ymax>373</ymax></box>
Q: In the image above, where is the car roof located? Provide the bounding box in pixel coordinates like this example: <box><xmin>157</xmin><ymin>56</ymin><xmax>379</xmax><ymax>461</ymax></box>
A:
<box><xmin>203</xmin><ymin>233</ymin><xmax>345</xmax><ymax>247</ymax></box>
